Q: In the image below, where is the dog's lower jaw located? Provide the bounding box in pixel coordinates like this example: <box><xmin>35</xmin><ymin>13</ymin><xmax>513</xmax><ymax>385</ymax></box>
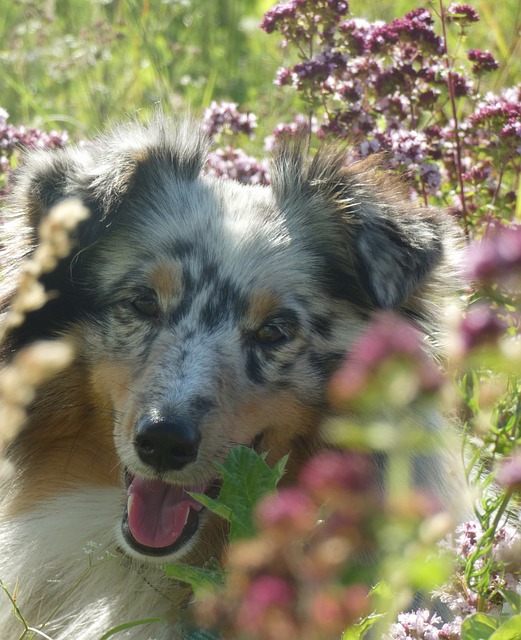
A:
<box><xmin>119</xmin><ymin>470</ymin><xmax>223</xmax><ymax>562</ymax></box>
<box><xmin>120</xmin><ymin>506</ymin><xmax>206</xmax><ymax>562</ymax></box>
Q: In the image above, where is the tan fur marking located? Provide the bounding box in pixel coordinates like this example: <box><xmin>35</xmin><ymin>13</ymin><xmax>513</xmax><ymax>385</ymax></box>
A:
<box><xmin>147</xmin><ymin>261</ymin><xmax>183</xmax><ymax>306</ymax></box>
<box><xmin>131</xmin><ymin>149</ymin><xmax>150</xmax><ymax>164</ymax></box>
<box><xmin>91</xmin><ymin>361</ymin><xmax>134</xmax><ymax>416</ymax></box>
<box><xmin>229</xmin><ymin>391</ymin><xmax>322</xmax><ymax>480</ymax></box>
<box><xmin>6</xmin><ymin>362</ymin><xmax>118</xmax><ymax>516</ymax></box>
<box><xmin>247</xmin><ymin>290</ymin><xmax>282</xmax><ymax>326</ymax></box>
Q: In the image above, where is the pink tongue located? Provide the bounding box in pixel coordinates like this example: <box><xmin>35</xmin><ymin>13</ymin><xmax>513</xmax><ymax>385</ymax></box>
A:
<box><xmin>127</xmin><ymin>477</ymin><xmax>204</xmax><ymax>549</ymax></box>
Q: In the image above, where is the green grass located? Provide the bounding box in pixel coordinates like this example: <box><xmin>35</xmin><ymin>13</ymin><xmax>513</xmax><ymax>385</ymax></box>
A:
<box><xmin>2</xmin><ymin>0</ymin><xmax>518</xmax><ymax>141</ymax></box>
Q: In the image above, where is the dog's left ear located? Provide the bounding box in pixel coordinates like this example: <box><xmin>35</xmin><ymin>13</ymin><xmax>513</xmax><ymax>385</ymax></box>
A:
<box><xmin>346</xmin><ymin>177</ymin><xmax>444</xmax><ymax>309</ymax></box>
<box><xmin>272</xmin><ymin>145</ymin><xmax>448</xmax><ymax>310</ymax></box>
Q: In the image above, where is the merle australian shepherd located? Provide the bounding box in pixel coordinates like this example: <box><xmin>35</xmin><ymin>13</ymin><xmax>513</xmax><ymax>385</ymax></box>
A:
<box><xmin>0</xmin><ymin>116</ymin><xmax>459</xmax><ymax>639</ymax></box>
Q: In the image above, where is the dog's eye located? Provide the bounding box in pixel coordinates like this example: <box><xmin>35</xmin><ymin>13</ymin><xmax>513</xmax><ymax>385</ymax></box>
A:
<box><xmin>254</xmin><ymin>322</ymin><xmax>289</xmax><ymax>346</ymax></box>
<box><xmin>131</xmin><ymin>295</ymin><xmax>160</xmax><ymax>319</ymax></box>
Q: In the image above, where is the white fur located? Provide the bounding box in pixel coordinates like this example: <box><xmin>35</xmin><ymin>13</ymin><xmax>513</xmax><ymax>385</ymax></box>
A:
<box><xmin>0</xmin><ymin>487</ymin><xmax>182</xmax><ymax>639</ymax></box>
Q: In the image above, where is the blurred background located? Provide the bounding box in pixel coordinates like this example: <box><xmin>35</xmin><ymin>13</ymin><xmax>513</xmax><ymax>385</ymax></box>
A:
<box><xmin>1</xmin><ymin>0</ymin><xmax>519</xmax><ymax>141</ymax></box>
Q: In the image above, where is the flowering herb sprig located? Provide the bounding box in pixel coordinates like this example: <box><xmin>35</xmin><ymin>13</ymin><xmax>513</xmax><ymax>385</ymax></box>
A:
<box><xmin>261</xmin><ymin>1</ymin><xmax>520</xmax><ymax>232</ymax></box>
<box><xmin>0</xmin><ymin>109</ymin><xmax>68</xmax><ymax>195</ymax></box>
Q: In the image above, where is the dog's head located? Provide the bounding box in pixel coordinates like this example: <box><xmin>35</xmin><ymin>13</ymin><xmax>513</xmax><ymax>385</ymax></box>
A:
<box><xmin>4</xmin><ymin>116</ymin><xmax>456</xmax><ymax>562</ymax></box>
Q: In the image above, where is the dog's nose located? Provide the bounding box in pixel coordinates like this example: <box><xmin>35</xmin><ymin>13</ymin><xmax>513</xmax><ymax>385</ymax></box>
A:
<box><xmin>134</xmin><ymin>415</ymin><xmax>201</xmax><ymax>472</ymax></box>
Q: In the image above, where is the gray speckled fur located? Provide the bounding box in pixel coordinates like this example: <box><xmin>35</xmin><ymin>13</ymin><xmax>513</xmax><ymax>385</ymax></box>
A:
<box><xmin>0</xmin><ymin>115</ymin><xmax>462</xmax><ymax>639</ymax></box>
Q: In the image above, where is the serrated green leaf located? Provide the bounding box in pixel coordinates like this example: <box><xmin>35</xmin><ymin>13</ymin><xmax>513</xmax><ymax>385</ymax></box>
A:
<box><xmin>461</xmin><ymin>613</ymin><xmax>500</xmax><ymax>640</ymax></box>
<box><xmin>489</xmin><ymin>616</ymin><xmax>521</xmax><ymax>640</ymax></box>
<box><xmin>202</xmin><ymin>445</ymin><xmax>288</xmax><ymax>541</ymax></box>
<box><xmin>272</xmin><ymin>453</ymin><xmax>290</xmax><ymax>486</ymax></box>
<box><xmin>164</xmin><ymin>563</ymin><xmax>224</xmax><ymax>594</ymax></box>
<box><xmin>186</xmin><ymin>492</ymin><xmax>233</xmax><ymax>521</ymax></box>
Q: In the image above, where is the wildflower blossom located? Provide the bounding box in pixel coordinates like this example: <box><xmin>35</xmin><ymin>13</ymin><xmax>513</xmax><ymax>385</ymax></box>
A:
<box><xmin>435</xmin><ymin>520</ymin><xmax>521</xmax><ymax>617</ymax></box>
<box><xmin>386</xmin><ymin>609</ymin><xmax>444</xmax><ymax>640</ymax></box>
<box><xmin>465</xmin><ymin>225</ymin><xmax>521</xmax><ymax>282</ymax></box>
<box><xmin>202</xmin><ymin>101</ymin><xmax>257</xmax><ymax>139</ymax></box>
<box><xmin>388</xmin><ymin>129</ymin><xmax>428</xmax><ymax>165</ymax></box>
<box><xmin>237</xmin><ymin>574</ymin><xmax>295</xmax><ymax>631</ymax></box>
<box><xmin>264</xmin><ymin>114</ymin><xmax>318</xmax><ymax>152</ymax></box>
<box><xmin>206</xmin><ymin>147</ymin><xmax>269</xmax><ymax>185</ymax></box>
<box><xmin>467</xmin><ymin>49</ymin><xmax>499</xmax><ymax>75</ymax></box>
<box><xmin>496</xmin><ymin>453</ymin><xmax>521</xmax><ymax>492</ymax></box>
<box><xmin>0</xmin><ymin>109</ymin><xmax>68</xmax><ymax>193</ymax></box>
<box><xmin>329</xmin><ymin>312</ymin><xmax>443</xmax><ymax>406</ymax></box>
<box><xmin>256</xmin><ymin>488</ymin><xmax>317</xmax><ymax>536</ymax></box>
<box><xmin>446</xmin><ymin>3</ymin><xmax>480</xmax><ymax>26</ymax></box>
<box><xmin>456</xmin><ymin>304</ymin><xmax>507</xmax><ymax>353</ymax></box>
<box><xmin>299</xmin><ymin>451</ymin><xmax>374</xmax><ymax>502</ymax></box>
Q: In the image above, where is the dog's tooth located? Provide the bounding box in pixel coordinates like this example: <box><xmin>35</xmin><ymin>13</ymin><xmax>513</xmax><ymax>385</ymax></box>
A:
<box><xmin>127</xmin><ymin>495</ymin><xmax>133</xmax><ymax>513</ymax></box>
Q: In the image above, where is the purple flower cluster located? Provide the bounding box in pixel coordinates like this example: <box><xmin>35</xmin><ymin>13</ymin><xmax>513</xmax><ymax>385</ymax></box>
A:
<box><xmin>436</xmin><ymin>520</ymin><xmax>521</xmax><ymax>616</ymax></box>
<box><xmin>387</xmin><ymin>517</ymin><xmax>521</xmax><ymax>638</ymax></box>
<box><xmin>1</xmin><ymin>109</ymin><xmax>68</xmax><ymax>192</ymax></box>
<box><xmin>467</xmin><ymin>49</ymin><xmax>499</xmax><ymax>75</ymax></box>
<box><xmin>202</xmin><ymin>101</ymin><xmax>257</xmax><ymax>140</ymax></box>
<box><xmin>469</xmin><ymin>89</ymin><xmax>521</xmax><ymax>160</ymax></box>
<box><xmin>261</xmin><ymin>1</ymin><xmax>519</xmax><ymax>221</ymax></box>
<box><xmin>264</xmin><ymin>113</ymin><xmax>318</xmax><ymax>152</ymax></box>
<box><xmin>496</xmin><ymin>453</ymin><xmax>521</xmax><ymax>492</ymax></box>
<box><xmin>457</xmin><ymin>303</ymin><xmax>507</xmax><ymax>354</ymax></box>
<box><xmin>446</xmin><ymin>3</ymin><xmax>480</xmax><ymax>26</ymax></box>
<box><xmin>261</xmin><ymin>0</ymin><xmax>349</xmax><ymax>47</ymax></box>
<box><xmin>206</xmin><ymin>147</ymin><xmax>269</xmax><ymax>185</ymax></box>
<box><xmin>386</xmin><ymin>609</ymin><xmax>461</xmax><ymax>640</ymax></box>
<box><xmin>465</xmin><ymin>224</ymin><xmax>521</xmax><ymax>283</ymax></box>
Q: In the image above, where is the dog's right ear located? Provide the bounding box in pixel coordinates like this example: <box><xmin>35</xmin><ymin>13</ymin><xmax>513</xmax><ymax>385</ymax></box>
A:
<box><xmin>15</xmin><ymin>116</ymin><xmax>209</xmax><ymax>249</ymax></box>
<box><xmin>14</xmin><ymin>143</ymin><xmax>147</xmax><ymax>251</ymax></box>
<box><xmin>12</xmin><ymin>147</ymin><xmax>93</xmax><ymax>241</ymax></box>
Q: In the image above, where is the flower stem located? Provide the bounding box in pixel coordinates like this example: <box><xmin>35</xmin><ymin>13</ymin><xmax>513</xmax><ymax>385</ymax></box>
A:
<box><xmin>438</xmin><ymin>0</ymin><xmax>470</xmax><ymax>238</ymax></box>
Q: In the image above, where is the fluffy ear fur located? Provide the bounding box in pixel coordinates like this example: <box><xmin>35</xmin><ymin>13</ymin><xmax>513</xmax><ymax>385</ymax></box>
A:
<box><xmin>2</xmin><ymin>116</ymin><xmax>209</xmax><ymax>347</ymax></box>
<box><xmin>271</xmin><ymin>145</ymin><xmax>450</xmax><ymax>310</ymax></box>
<box><xmin>342</xmin><ymin>167</ymin><xmax>444</xmax><ymax>309</ymax></box>
<box><xmin>11</xmin><ymin>116</ymin><xmax>209</xmax><ymax>246</ymax></box>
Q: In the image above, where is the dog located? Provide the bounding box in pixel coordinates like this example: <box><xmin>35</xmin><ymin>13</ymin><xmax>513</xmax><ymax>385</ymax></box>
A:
<box><xmin>0</xmin><ymin>115</ymin><xmax>459</xmax><ymax>639</ymax></box>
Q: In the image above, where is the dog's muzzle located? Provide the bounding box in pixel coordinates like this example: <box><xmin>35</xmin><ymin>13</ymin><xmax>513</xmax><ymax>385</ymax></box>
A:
<box><xmin>121</xmin><ymin>414</ymin><xmax>212</xmax><ymax>557</ymax></box>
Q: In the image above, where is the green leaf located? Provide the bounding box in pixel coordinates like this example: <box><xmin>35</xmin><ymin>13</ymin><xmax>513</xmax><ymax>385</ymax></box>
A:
<box><xmin>502</xmin><ymin>591</ymin><xmax>521</xmax><ymax>615</ymax></box>
<box><xmin>461</xmin><ymin>613</ymin><xmax>501</xmax><ymax>640</ymax></box>
<box><xmin>97</xmin><ymin>618</ymin><xmax>162</xmax><ymax>640</ymax></box>
<box><xmin>186</xmin><ymin>492</ymin><xmax>233</xmax><ymax>522</ymax></box>
<box><xmin>192</xmin><ymin>445</ymin><xmax>288</xmax><ymax>541</ymax></box>
<box><xmin>489</xmin><ymin>615</ymin><xmax>521</xmax><ymax>640</ymax></box>
<box><xmin>342</xmin><ymin>614</ymin><xmax>384</xmax><ymax>640</ymax></box>
<box><xmin>164</xmin><ymin>563</ymin><xmax>224</xmax><ymax>594</ymax></box>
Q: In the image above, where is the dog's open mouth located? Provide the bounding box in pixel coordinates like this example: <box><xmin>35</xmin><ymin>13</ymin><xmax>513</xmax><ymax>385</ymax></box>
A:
<box><xmin>121</xmin><ymin>472</ymin><xmax>220</xmax><ymax>557</ymax></box>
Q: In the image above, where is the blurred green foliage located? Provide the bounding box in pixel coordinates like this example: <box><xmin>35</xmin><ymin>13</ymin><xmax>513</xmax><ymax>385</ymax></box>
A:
<box><xmin>1</xmin><ymin>0</ymin><xmax>519</xmax><ymax>140</ymax></box>
<box><xmin>0</xmin><ymin>0</ymin><xmax>283</xmax><ymax>135</ymax></box>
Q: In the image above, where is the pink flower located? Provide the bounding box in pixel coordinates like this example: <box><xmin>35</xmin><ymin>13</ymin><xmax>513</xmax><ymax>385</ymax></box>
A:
<box><xmin>496</xmin><ymin>453</ymin><xmax>521</xmax><ymax>492</ymax></box>
<box><xmin>256</xmin><ymin>488</ymin><xmax>317</xmax><ymax>534</ymax></box>
<box><xmin>465</xmin><ymin>225</ymin><xmax>521</xmax><ymax>282</ymax></box>
<box><xmin>238</xmin><ymin>575</ymin><xmax>295</xmax><ymax>630</ymax></box>
<box><xmin>458</xmin><ymin>304</ymin><xmax>506</xmax><ymax>352</ymax></box>
<box><xmin>299</xmin><ymin>451</ymin><xmax>374</xmax><ymax>499</ymax></box>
